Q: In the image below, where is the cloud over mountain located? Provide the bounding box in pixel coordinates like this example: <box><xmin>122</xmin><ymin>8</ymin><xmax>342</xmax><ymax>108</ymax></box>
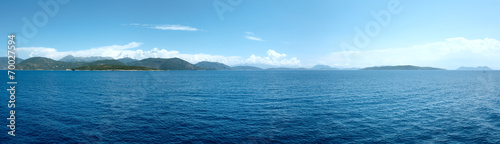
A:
<box><xmin>17</xmin><ymin>42</ymin><xmax>301</xmax><ymax>67</ymax></box>
<box><xmin>324</xmin><ymin>37</ymin><xmax>500</xmax><ymax>69</ymax></box>
<box><xmin>245</xmin><ymin>50</ymin><xmax>300</xmax><ymax>66</ymax></box>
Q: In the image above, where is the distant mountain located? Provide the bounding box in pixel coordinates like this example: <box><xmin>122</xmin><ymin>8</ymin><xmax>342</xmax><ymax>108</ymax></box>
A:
<box><xmin>17</xmin><ymin>57</ymin><xmax>86</xmax><ymax>70</ymax></box>
<box><xmin>233</xmin><ymin>64</ymin><xmax>279</xmax><ymax>69</ymax></box>
<box><xmin>128</xmin><ymin>58</ymin><xmax>203</xmax><ymax>70</ymax></box>
<box><xmin>0</xmin><ymin>57</ymin><xmax>24</xmax><ymax>69</ymax></box>
<box><xmin>361</xmin><ymin>65</ymin><xmax>445</xmax><ymax>70</ymax></box>
<box><xmin>338</xmin><ymin>67</ymin><xmax>361</xmax><ymax>70</ymax></box>
<box><xmin>311</xmin><ymin>65</ymin><xmax>338</xmax><ymax>70</ymax></box>
<box><xmin>195</xmin><ymin>61</ymin><xmax>231</xmax><ymax>70</ymax></box>
<box><xmin>73</xmin><ymin>65</ymin><xmax>157</xmax><ymax>71</ymax></box>
<box><xmin>117</xmin><ymin>57</ymin><xmax>139</xmax><ymax>64</ymax></box>
<box><xmin>266</xmin><ymin>67</ymin><xmax>307</xmax><ymax>70</ymax></box>
<box><xmin>87</xmin><ymin>60</ymin><xmax>126</xmax><ymax>66</ymax></box>
<box><xmin>230</xmin><ymin>66</ymin><xmax>263</xmax><ymax>70</ymax></box>
<box><xmin>59</xmin><ymin>55</ymin><xmax>113</xmax><ymax>62</ymax></box>
<box><xmin>456</xmin><ymin>66</ymin><xmax>492</xmax><ymax>70</ymax></box>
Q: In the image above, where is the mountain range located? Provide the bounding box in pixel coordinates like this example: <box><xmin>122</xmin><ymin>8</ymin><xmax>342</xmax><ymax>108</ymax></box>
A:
<box><xmin>230</xmin><ymin>66</ymin><xmax>263</xmax><ymax>71</ymax></box>
<box><xmin>456</xmin><ymin>66</ymin><xmax>492</xmax><ymax>70</ymax></box>
<box><xmin>59</xmin><ymin>55</ymin><xmax>114</xmax><ymax>62</ymax></box>
<box><xmin>4</xmin><ymin>55</ymin><xmax>495</xmax><ymax>71</ymax></box>
<box><xmin>194</xmin><ymin>61</ymin><xmax>231</xmax><ymax>70</ymax></box>
<box><xmin>6</xmin><ymin>56</ymin><xmax>275</xmax><ymax>70</ymax></box>
<box><xmin>0</xmin><ymin>57</ymin><xmax>24</xmax><ymax>69</ymax></box>
<box><xmin>16</xmin><ymin>57</ymin><xmax>199</xmax><ymax>70</ymax></box>
<box><xmin>128</xmin><ymin>58</ymin><xmax>203</xmax><ymax>70</ymax></box>
<box><xmin>361</xmin><ymin>65</ymin><xmax>445</xmax><ymax>70</ymax></box>
<box><xmin>17</xmin><ymin>57</ymin><xmax>87</xmax><ymax>70</ymax></box>
<box><xmin>11</xmin><ymin>56</ymin><xmax>259</xmax><ymax>71</ymax></box>
<box><xmin>8</xmin><ymin>56</ymin><xmax>348</xmax><ymax>71</ymax></box>
<box><xmin>311</xmin><ymin>65</ymin><xmax>338</xmax><ymax>70</ymax></box>
<box><xmin>116</xmin><ymin>57</ymin><xmax>139</xmax><ymax>64</ymax></box>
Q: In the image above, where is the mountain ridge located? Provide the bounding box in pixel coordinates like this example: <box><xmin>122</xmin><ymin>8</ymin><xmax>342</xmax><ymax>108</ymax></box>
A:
<box><xmin>6</xmin><ymin>56</ymin><xmax>467</xmax><ymax>71</ymax></box>
<box><xmin>0</xmin><ymin>57</ymin><xmax>24</xmax><ymax>69</ymax></box>
<box><xmin>17</xmin><ymin>57</ymin><xmax>87</xmax><ymax>70</ymax></box>
<box><xmin>311</xmin><ymin>65</ymin><xmax>338</xmax><ymax>70</ymax></box>
<box><xmin>128</xmin><ymin>58</ymin><xmax>204</xmax><ymax>70</ymax></box>
<box><xmin>230</xmin><ymin>66</ymin><xmax>263</xmax><ymax>70</ymax></box>
<box><xmin>456</xmin><ymin>66</ymin><xmax>492</xmax><ymax>70</ymax></box>
<box><xmin>16</xmin><ymin>57</ymin><xmax>204</xmax><ymax>70</ymax></box>
<box><xmin>361</xmin><ymin>65</ymin><xmax>445</xmax><ymax>70</ymax></box>
<box><xmin>59</xmin><ymin>55</ymin><xmax>113</xmax><ymax>62</ymax></box>
<box><xmin>195</xmin><ymin>61</ymin><xmax>231</xmax><ymax>70</ymax></box>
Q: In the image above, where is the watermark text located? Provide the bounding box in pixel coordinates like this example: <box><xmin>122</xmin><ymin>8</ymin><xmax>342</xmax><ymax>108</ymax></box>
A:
<box><xmin>7</xmin><ymin>34</ymin><xmax>17</xmax><ymax>136</ymax></box>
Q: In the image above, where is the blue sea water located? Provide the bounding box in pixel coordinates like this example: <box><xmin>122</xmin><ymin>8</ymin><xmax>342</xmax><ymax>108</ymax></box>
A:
<box><xmin>1</xmin><ymin>70</ymin><xmax>500</xmax><ymax>143</ymax></box>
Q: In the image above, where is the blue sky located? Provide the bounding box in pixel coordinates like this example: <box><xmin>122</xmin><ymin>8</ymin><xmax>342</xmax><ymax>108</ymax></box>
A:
<box><xmin>1</xmin><ymin>0</ymin><xmax>500</xmax><ymax>69</ymax></box>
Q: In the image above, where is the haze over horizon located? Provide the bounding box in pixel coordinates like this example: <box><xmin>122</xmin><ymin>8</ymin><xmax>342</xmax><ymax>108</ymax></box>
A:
<box><xmin>2</xmin><ymin>0</ymin><xmax>500</xmax><ymax>70</ymax></box>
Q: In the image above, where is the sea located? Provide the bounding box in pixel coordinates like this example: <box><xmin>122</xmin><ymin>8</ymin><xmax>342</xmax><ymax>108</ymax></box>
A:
<box><xmin>1</xmin><ymin>70</ymin><xmax>499</xmax><ymax>143</ymax></box>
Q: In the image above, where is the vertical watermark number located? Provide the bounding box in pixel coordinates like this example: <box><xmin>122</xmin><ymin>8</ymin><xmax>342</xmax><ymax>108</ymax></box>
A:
<box><xmin>7</xmin><ymin>34</ymin><xmax>17</xmax><ymax>136</ymax></box>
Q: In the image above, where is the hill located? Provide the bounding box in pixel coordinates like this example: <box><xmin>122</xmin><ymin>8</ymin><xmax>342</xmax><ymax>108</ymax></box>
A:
<box><xmin>311</xmin><ymin>65</ymin><xmax>338</xmax><ymax>70</ymax></box>
<box><xmin>15</xmin><ymin>57</ymin><xmax>208</xmax><ymax>71</ymax></box>
<box><xmin>195</xmin><ymin>61</ymin><xmax>231</xmax><ymax>70</ymax></box>
<box><xmin>456</xmin><ymin>66</ymin><xmax>493</xmax><ymax>70</ymax></box>
<box><xmin>73</xmin><ymin>65</ymin><xmax>157</xmax><ymax>71</ymax></box>
<box><xmin>128</xmin><ymin>58</ymin><xmax>203</xmax><ymax>70</ymax></box>
<box><xmin>86</xmin><ymin>60</ymin><xmax>126</xmax><ymax>66</ymax></box>
<box><xmin>59</xmin><ymin>55</ymin><xmax>113</xmax><ymax>62</ymax></box>
<box><xmin>338</xmin><ymin>68</ymin><xmax>361</xmax><ymax>70</ymax></box>
<box><xmin>266</xmin><ymin>67</ymin><xmax>307</xmax><ymax>70</ymax></box>
<box><xmin>230</xmin><ymin>66</ymin><xmax>263</xmax><ymax>70</ymax></box>
<box><xmin>0</xmin><ymin>57</ymin><xmax>24</xmax><ymax>69</ymax></box>
<box><xmin>361</xmin><ymin>65</ymin><xmax>445</xmax><ymax>70</ymax></box>
<box><xmin>17</xmin><ymin>57</ymin><xmax>86</xmax><ymax>70</ymax></box>
<box><xmin>117</xmin><ymin>57</ymin><xmax>139</xmax><ymax>64</ymax></box>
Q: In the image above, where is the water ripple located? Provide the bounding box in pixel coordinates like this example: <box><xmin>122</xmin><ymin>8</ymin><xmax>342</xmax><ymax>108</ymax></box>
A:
<box><xmin>1</xmin><ymin>70</ymin><xmax>499</xmax><ymax>143</ymax></box>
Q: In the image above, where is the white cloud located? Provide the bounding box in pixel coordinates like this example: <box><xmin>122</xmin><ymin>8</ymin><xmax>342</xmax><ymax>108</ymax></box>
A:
<box><xmin>266</xmin><ymin>49</ymin><xmax>287</xmax><ymax>59</ymax></box>
<box><xmin>152</xmin><ymin>25</ymin><xmax>199</xmax><ymax>31</ymax></box>
<box><xmin>17</xmin><ymin>43</ymin><xmax>301</xmax><ymax>67</ymax></box>
<box><xmin>323</xmin><ymin>37</ymin><xmax>500</xmax><ymax>69</ymax></box>
<box><xmin>245</xmin><ymin>49</ymin><xmax>301</xmax><ymax>67</ymax></box>
<box><xmin>20</xmin><ymin>47</ymin><xmax>69</xmax><ymax>60</ymax></box>
<box><xmin>244</xmin><ymin>32</ymin><xmax>264</xmax><ymax>41</ymax></box>
<box><xmin>129</xmin><ymin>24</ymin><xmax>199</xmax><ymax>31</ymax></box>
<box><xmin>17</xmin><ymin>42</ymin><xmax>143</xmax><ymax>60</ymax></box>
<box><xmin>245</xmin><ymin>36</ymin><xmax>263</xmax><ymax>41</ymax></box>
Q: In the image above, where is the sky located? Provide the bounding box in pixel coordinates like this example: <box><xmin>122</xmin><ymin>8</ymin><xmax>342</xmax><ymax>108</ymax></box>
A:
<box><xmin>1</xmin><ymin>0</ymin><xmax>500</xmax><ymax>69</ymax></box>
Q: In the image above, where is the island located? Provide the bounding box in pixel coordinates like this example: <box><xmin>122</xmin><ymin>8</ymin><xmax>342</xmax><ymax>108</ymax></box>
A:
<box><xmin>456</xmin><ymin>66</ymin><xmax>492</xmax><ymax>70</ymax></box>
<box><xmin>230</xmin><ymin>66</ymin><xmax>263</xmax><ymax>71</ymax></box>
<box><xmin>361</xmin><ymin>65</ymin><xmax>445</xmax><ymax>70</ymax></box>
<box><xmin>72</xmin><ymin>65</ymin><xmax>158</xmax><ymax>71</ymax></box>
<box><xmin>194</xmin><ymin>61</ymin><xmax>231</xmax><ymax>70</ymax></box>
<box><xmin>311</xmin><ymin>65</ymin><xmax>339</xmax><ymax>70</ymax></box>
